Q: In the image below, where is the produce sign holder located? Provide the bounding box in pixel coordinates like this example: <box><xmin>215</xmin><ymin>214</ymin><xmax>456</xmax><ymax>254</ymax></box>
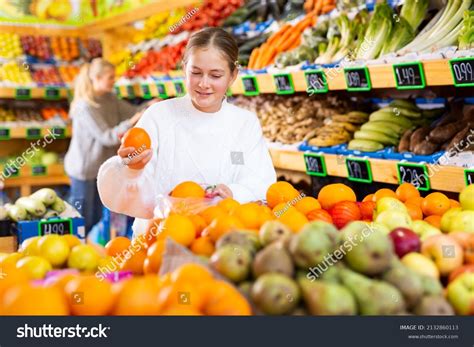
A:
<box><xmin>345</xmin><ymin>158</ymin><xmax>372</xmax><ymax>183</ymax></box>
<box><xmin>31</xmin><ymin>165</ymin><xmax>47</xmax><ymax>176</ymax></box>
<box><xmin>0</xmin><ymin>128</ymin><xmax>10</xmax><ymax>140</ymax></box>
<box><xmin>38</xmin><ymin>218</ymin><xmax>73</xmax><ymax>236</ymax></box>
<box><xmin>241</xmin><ymin>75</ymin><xmax>259</xmax><ymax>96</ymax></box>
<box><xmin>393</xmin><ymin>62</ymin><xmax>426</xmax><ymax>90</ymax></box>
<box><xmin>397</xmin><ymin>162</ymin><xmax>431</xmax><ymax>191</ymax></box>
<box><xmin>344</xmin><ymin>67</ymin><xmax>371</xmax><ymax>91</ymax></box>
<box><xmin>15</xmin><ymin>88</ymin><xmax>31</xmax><ymax>100</ymax></box>
<box><xmin>50</xmin><ymin>127</ymin><xmax>65</xmax><ymax>139</ymax></box>
<box><xmin>126</xmin><ymin>85</ymin><xmax>135</xmax><ymax>99</ymax></box>
<box><xmin>273</xmin><ymin>73</ymin><xmax>295</xmax><ymax>95</ymax></box>
<box><xmin>16</xmin><ymin>217</ymin><xmax>85</xmax><ymax>245</ymax></box>
<box><xmin>174</xmin><ymin>81</ymin><xmax>186</xmax><ymax>96</ymax></box>
<box><xmin>114</xmin><ymin>86</ymin><xmax>121</xmax><ymax>98</ymax></box>
<box><xmin>44</xmin><ymin>87</ymin><xmax>60</xmax><ymax>100</ymax></box>
<box><xmin>304</xmin><ymin>70</ymin><xmax>328</xmax><ymax>94</ymax></box>
<box><xmin>157</xmin><ymin>83</ymin><xmax>168</xmax><ymax>98</ymax></box>
<box><xmin>2</xmin><ymin>165</ymin><xmax>19</xmax><ymax>178</ymax></box>
<box><xmin>304</xmin><ymin>153</ymin><xmax>327</xmax><ymax>177</ymax></box>
<box><xmin>26</xmin><ymin>127</ymin><xmax>41</xmax><ymax>140</ymax></box>
<box><xmin>141</xmin><ymin>84</ymin><xmax>152</xmax><ymax>99</ymax></box>
<box><xmin>449</xmin><ymin>57</ymin><xmax>474</xmax><ymax>87</ymax></box>
<box><xmin>465</xmin><ymin>169</ymin><xmax>474</xmax><ymax>186</ymax></box>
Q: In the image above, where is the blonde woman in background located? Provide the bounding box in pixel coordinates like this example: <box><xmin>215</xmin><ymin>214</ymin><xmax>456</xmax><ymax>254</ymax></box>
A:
<box><xmin>64</xmin><ymin>58</ymin><xmax>144</xmax><ymax>233</ymax></box>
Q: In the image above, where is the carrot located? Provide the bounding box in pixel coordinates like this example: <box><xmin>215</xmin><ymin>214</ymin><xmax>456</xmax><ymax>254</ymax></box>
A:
<box><xmin>254</xmin><ymin>43</ymin><xmax>268</xmax><ymax>69</ymax></box>
<box><xmin>295</xmin><ymin>17</ymin><xmax>312</xmax><ymax>32</ymax></box>
<box><xmin>248</xmin><ymin>48</ymin><xmax>259</xmax><ymax>69</ymax></box>
<box><xmin>313</xmin><ymin>0</ymin><xmax>323</xmax><ymax>15</ymax></box>
<box><xmin>278</xmin><ymin>32</ymin><xmax>301</xmax><ymax>52</ymax></box>
<box><xmin>322</xmin><ymin>4</ymin><xmax>335</xmax><ymax>13</ymax></box>
<box><xmin>274</xmin><ymin>26</ymin><xmax>295</xmax><ymax>46</ymax></box>
<box><xmin>267</xmin><ymin>24</ymin><xmax>291</xmax><ymax>45</ymax></box>
<box><xmin>288</xmin><ymin>38</ymin><xmax>301</xmax><ymax>50</ymax></box>
<box><xmin>260</xmin><ymin>46</ymin><xmax>277</xmax><ymax>68</ymax></box>
<box><xmin>304</xmin><ymin>0</ymin><xmax>314</xmax><ymax>12</ymax></box>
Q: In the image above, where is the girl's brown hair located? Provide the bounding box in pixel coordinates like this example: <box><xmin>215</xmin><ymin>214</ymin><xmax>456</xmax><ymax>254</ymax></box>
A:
<box><xmin>183</xmin><ymin>27</ymin><xmax>239</xmax><ymax>73</ymax></box>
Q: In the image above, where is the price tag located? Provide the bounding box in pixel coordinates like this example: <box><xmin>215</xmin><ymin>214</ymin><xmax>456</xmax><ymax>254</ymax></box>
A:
<box><xmin>393</xmin><ymin>62</ymin><xmax>426</xmax><ymax>89</ymax></box>
<box><xmin>31</xmin><ymin>165</ymin><xmax>47</xmax><ymax>176</ymax></box>
<box><xmin>38</xmin><ymin>218</ymin><xmax>73</xmax><ymax>236</ymax></box>
<box><xmin>174</xmin><ymin>81</ymin><xmax>186</xmax><ymax>96</ymax></box>
<box><xmin>346</xmin><ymin>158</ymin><xmax>372</xmax><ymax>183</ymax></box>
<box><xmin>126</xmin><ymin>85</ymin><xmax>135</xmax><ymax>99</ymax></box>
<box><xmin>44</xmin><ymin>87</ymin><xmax>60</xmax><ymax>100</ymax></box>
<box><xmin>344</xmin><ymin>67</ymin><xmax>371</xmax><ymax>91</ymax></box>
<box><xmin>0</xmin><ymin>128</ymin><xmax>10</xmax><ymax>140</ymax></box>
<box><xmin>26</xmin><ymin>127</ymin><xmax>42</xmax><ymax>139</ymax></box>
<box><xmin>3</xmin><ymin>165</ymin><xmax>19</xmax><ymax>178</ymax></box>
<box><xmin>273</xmin><ymin>73</ymin><xmax>294</xmax><ymax>95</ymax></box>
<box><xmin>114</xmin><ymin>86</ymin><xmax>121</xmax><ymax>98</ymax></box>
<box><xmin>50</xmin><ymin>127</ymin><xmax>65</xmax><ymax>139</ymax></box>
<box><xmin>304</xmin><ymin>153</ymin><xmax>327</xmax><ymax>177</ymax></box>
<box><xmin>141</xmin><ymin>84</ymin><xmax>152</xmax><ymax>99</ymax></box>
<box><xmin>465</xmin><ymin>169</ymin><xmax>474</xmax><ymax>186</ymax></box>
<box><xmin>304</xmin><ymin>70</ymin><xmax>328</xmax><ymax>94</ymax></box>
<box><xmin>241</xmin><ymin>75</ymin><xmax>259</xmax><ymax>96</ymax></box>
<box><xmin>397</xmin><ymin>163</ymin><xmax>430</xmax><ymax>191</ymax></box>
<box><xmin>156</xmin><ymin>83</ymin><xmax>167</xmax><ymax>98</ymax></box>
<box><xmin>449</xmin><ymin>58</ymin><xmax>474</xmax><ymax>87</ymax></box>
<box><xmin>15</xmin><ymin>88</ymin><xmax>31</xmax><ymax>100</ymax></box>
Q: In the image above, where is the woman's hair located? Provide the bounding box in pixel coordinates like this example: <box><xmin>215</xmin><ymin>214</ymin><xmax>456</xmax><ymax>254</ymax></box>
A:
<box><xmin>72</xmin><ymin>58</ymin><xmax>114</xmax><ymax>108</ymax></box>
<box><xmin>183</xmin><ymin>27</ymin><xmax>239</xmax><ymax>73</ymax></box>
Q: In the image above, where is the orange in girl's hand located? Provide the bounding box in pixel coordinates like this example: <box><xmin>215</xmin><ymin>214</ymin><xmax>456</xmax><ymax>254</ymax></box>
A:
<box><xmin>122</xmin><ymin>127</ymin><xmax>151</xmax><ymax>150</ymax></box>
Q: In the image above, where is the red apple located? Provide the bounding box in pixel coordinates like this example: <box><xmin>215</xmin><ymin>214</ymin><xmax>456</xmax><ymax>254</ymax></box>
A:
<box><xmin>422</xmin><ymin>234</ymin><xmax>464</xmax><ymax>276</ymax></box>
<box><xmin>448</xmin><ymin>264</ymin><xmax>474</xmax><ymax>283</ymax></box>
<box><xmin>389</xmin><ymin>227</ymin><xmax>421</xmax><ymax>258</ymax></box>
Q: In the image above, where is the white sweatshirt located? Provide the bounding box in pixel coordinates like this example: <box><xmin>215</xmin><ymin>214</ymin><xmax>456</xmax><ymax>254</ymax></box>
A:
<box><xmin>97</xmin><ymin>94</ymin><xmax>277</xmax><ymax>234</ymax></box>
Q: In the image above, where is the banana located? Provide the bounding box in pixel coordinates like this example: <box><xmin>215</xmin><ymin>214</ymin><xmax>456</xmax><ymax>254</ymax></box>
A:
<box><xmin>361</xmin><ymin>121</ymin><xmax>406</xmax><ymax>137</ymax></box>
<box><xmin>389</xmin><ymin>99</ymin><xmax>420</xmax><ymax>111</ymax></box>
<box><xmin>354</xmin><ymin>130</ymin><xmax>399</xmax><ymax>146</ymax></box>
<box><xmin>422</xmin><ymin>108</ymin><xmax>445</xmax><ymax>118</ymax></box>
<box><xmin>348</xmin><ymin>139</ymin><xmax>384</xmax><ymax>152</ymax></box>
<box><xmin>369</xmin><ymin>111</ymin><xmax>413</xmax><ymax>129</ymax></box>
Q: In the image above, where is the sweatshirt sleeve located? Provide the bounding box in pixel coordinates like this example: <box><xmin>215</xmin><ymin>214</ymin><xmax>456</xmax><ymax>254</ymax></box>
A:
<box><xmin>227</xmin><ymin>116</ymin><xmax>276</xmax><ymax>202</ymax></box>
<box><xmin>97</xmin><ymin>103</ymin><xmax>161</xmax><ymax>219</ymax></box>
<box><xmin>77</xmin><ymin>102</ymin><xmax>131</xmax><ymax>147</ymax></box>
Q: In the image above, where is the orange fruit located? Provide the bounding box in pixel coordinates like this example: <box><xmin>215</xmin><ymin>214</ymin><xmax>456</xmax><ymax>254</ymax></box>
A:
<box><xmin>362</xmin><ymin>194</ymin><xmax>375</xmax><ymax>202</ymax></box>
<box><xmin>373</xmin><ymin>188</ymin><xmax>397</xmax><ymax>202</ymax></box>
<box><xmin>199</xmin><ymin>206</ymin><xmax>227</xmax><ymax>225</ymax></box>
<box><xmin>64</xmin><ymin>275</ymin><xmax>114</xmax><ymax>315</ymax></box>
<box><xmin>318</xmin><ymin>184</ymin><xmax>356</xmax><ymax>210</ymax></box>
<box><xmin>421</xmin><ymin>192</ymin><xmax>450</xmax><ymax>216</ymax></box>
<box><xmin>294</xmin><ymin>196</ymin><xmax>321</xmax><ymax>215</ymax></box>
<box><xmin>230</xmin><ymin>203</ymin><xmax>263</xmax><ymax>229</ymax></box>
<box><xmin>449</xmin><ymin>199</ymin><xmax>461</xmax><ymax>208</ymax></box>
<box><xmin>158</xmin><ymin>281</ymin><xmax>207</xmax><ymax>312</ymax></box>
<box><xmin>105</xmin><ymin>237</ymin><xmax>131</xmax><ymax>258</ymax></box>
<box><xmin>171</xmin><ymin>263</ymin><xmax>214</xmax><ymax>284</ymax></box>
<box><xmin>157</xmin><ymin>214</ymin><xmax>196</xmax><ymax>246</ymax></box>
<box><xmin>143</xmin><ymin>239</ymin><xmax>166</xmax><ymax>275</ymax></box>
<box><xmin>266</xmin><ymin>181</ymin><xmax>300</xmax><ymax>209</ymax></box>
<box><xmin>119</xmin><ymin>249</ymin><xmax>147</xmax><ymax>275</ymax></box>
<box><xmin>204</xmin><ymin>280</ymin><xmax>251</xmax><ymax>315</ymax></box>
<box><xmin>144</xmin><ymin>218</ymin><xmax>161</xmax><ymax>247</ymax></box>
<box><xmin>424</xmin><ymin>215</ymin><xmax>442</xmax><ymax>229</ymax></box>
<box><xmin>405</xmin><ymin>203</ymin><xmax>423</xmax><ymax>221</ymax></box>
<box><xmin>1</xmin><ymin>284</ymin><xmax>68</xmax><ymax>315</ymax></box>
<box><xmin>278</xmin><ymin>209</ymin><xmax>308</xmax><ymax>233</ymax></box>
<box><xmin>0</xmin><ymin>266</ymin><xmax>29</xmax><ymax>300</ymax></box>
<box><xmin>190</xmin><ymin>236</ymin><xmax>215</xmax><ymax>257</ymax></box>
<box><xmin>161</xmin><ymin>306</ymin><xmax>202</xmax><ymax>315</ymax></box>
<box><xmin>306</xmin><ymin>209</ymin><xmax>333</xmax><ymax>224</ymax></box>
<box><xmin>189</xmin><ymin>215</ymin><xmax>207</xmax><ymax>237</ymax></box>
<box><xmin>45</xmin><ymin>273</ymin><xmax>77</xmax><ymax>292</ymax></box>
<box><xmin>218</xmin><ymin>198</ymin><xmax>240</xmax><ymax>213</ymax></box>
<box><xmin>203</xmin><ymin>215</ymin><xmax>244</xmax><ymax>242</ymax></box>
<box><xmin>170</xmin><ymin>181</ymin><xmax>205</xmax><ymax>198</ymax></box>
<box><xmin>396</xmin><ymin>183</ymin><xmax>420</xmax><ymax>202</ymax></box>
<box><xmin>121</xmin><ymin>127</ymin><xmax>151</xmax><ymax>170</ymax></box>
<box><xmin>405</xmin><ymin>196</ymin><xmax>424</xmax><ymax>208</ymax></box>
<box><xmin>62</xmin><ymin>234</ymin><xmax>82</xmax><ymax>249</ymax></box>
<box><xmin>113</xmin><ymin>276</ymin><xmax>163</xmax><ymax>315</ymax></box>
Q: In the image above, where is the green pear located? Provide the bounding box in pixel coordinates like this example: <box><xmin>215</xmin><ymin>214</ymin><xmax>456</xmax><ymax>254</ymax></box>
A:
<box><xmin>210</xmin><ymin>245</ymin><xmax>252</xmax><ymax>283</ymax></box>
<box><xmin>252</xmin><ymin>242</ymin><xmax>294</xmax><ymax>278</ymax></box>
<box><xmin>251</xmin><ymin>273</ymin><xmax>300</xmax><ymax>315</ymax></box>
<box><xmin>413</xmin><ymin>295</ymin><xmax>454</xmax><ymax>315</ymax></box>
<box><xmin>259</xmin><ymin>221</ymin><xmax>292</xmax><ymax>247</ymax></box>
<box><xmin>216</xmin><ymin>230</ymin><xmax>261</xmax><ymax>256</ymax></box>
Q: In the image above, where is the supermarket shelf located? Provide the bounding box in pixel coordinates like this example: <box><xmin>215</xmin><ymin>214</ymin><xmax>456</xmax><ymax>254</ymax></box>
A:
<box><xmin>269</xmin><ymin>149</ymin><xmax>468</xmax><ymax>193</ymax></box>
<box><xmin>0</xmin><ymin>126</ymin><xmax>71</xmax><ymax>139</ymax></box>
<box><xmin>0</xmin><ymin>87</ymin><xmax>70</xmax><ymax>100</ymax></box>
<box><xmin>0</xmin><ymin>24</ymin><xmax>83</xmax><ymax>37</ymax></box>
<box><xmin>82</xmin><ymin>0</ymin><xmax>202</xmax><ymax>34</ymax></box>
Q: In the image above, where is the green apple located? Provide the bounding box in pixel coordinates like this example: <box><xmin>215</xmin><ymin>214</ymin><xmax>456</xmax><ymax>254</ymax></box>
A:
<box><xmin>421</xmin><ymin>234</ymin><xmax>464</xmax><ymax>276</ymax></box>
<box><xmin>412</xmin><ymin>220</ymin><xmax>442</xmax><ymax>241</ymax></box>
<box><xmin>450</xmin><ymin>211</ymin><xmax>474</xmax><ymax>233</ymax></box>
<box><xmin>440</xmin><ymin>208</ymin><xmax>462</xmax><ymax>233</ymax></box>
<box><xmin>459</xmin><ymin>184</ymin><xmax>474</xmax><ymax>211</ymax></box>
<box><xmin>401</xmin><ymin>252</ymin><xmax>439</xmax><ymax>279</ymax></box>
<box><xmin>376</xmin><ymin>197</ymin><xmax>407</xmax><ymax>215</ymax></box>
<box><xmin>369</xmin><ymin>222</ymin><xmax>391</xmax><ymax>235</ymax></box>
<box><xmin>375</xmin><ymin>210</ymin><xmax>412</xmax><ymax>231</ymax></box>
<box><xmin>447</xmin><ymin>273</ymin><xmax>474</xmax><ymax>315</ymax></box>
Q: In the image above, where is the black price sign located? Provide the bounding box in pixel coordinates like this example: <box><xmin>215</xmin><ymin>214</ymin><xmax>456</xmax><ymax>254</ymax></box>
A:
<box><xmin>157</xmin><ymin>83</ymin><xmax>167</xmax><ymax>98</ymax></box>
<box><xmin>3</xmin><ymin>165</ymin><xmax>19</xmax><ymax>178</ymax></box>
<box><xmin>38</xmin><ymin>218</ymin><xmax>73</xmax><ymax>236</ymax></box>
<box><xmin>26</xmin><ymin>127</ymin><xmax>41</xmax><ymax>139</ymax></box>
<box><xmin>32</xmin><ymin>165</ymin><xmax>47</xmax><ymax>176</ymax></box>
<box><xmin>304</xmin><ymin>153</ymin><xmax>327</xmax><ymax>177</ymax></box>
<box><xmin>273</xmin><ymin>73</ymin><xmax>294</xmax><ymax>95</ymax></box>
<box><xmin>344</xmin><ymin>67</ymin><xmax>371</xmax><ymax>91</ymax></box>
<box><xmin>50</xmin><ymin>127</ymin><xmax>65</xmax><ymax>139</ymax></box>
<box><xmin>45</xmin><ymin>88</ymin><xmax>60</xmax><ymax>100</ymax></box>
<box><xmin>465</xmin><ymin>169</ymin><xmax>474</xmax><ymax>186</ymax></box>
<box><xmin>174</xmin><ymin>81</ymin><xmax>185</xmax><ymax>96</ymax></box>
<box><xmin>141</xmin><ymin>84</ymin><xmax>152</xmax><ymax>99</ymax></box>
<box><xmin>304</xmin><ymin>70</ymin><xmax>328</xmax><ymax>94</ymax></box>
<box><xmin>241</xmin><ymin>75</ymin><xmax>259</xmax><ymax>96</ymax></box>
<box><xmin>126</xmin><ymin>85</ymin><xmax>135</xmax><ymax>99</ymax></box>
<box><xmin>15</xmin><ymin>88</ymin><xmax>31</xmax><ymax>100</ymax></box>
<box><xmin>0</xmin><ymin>128</ymin><xmax>10</xmax><ymax>140</ymax></box>
<box><xmin>393</xmin><ymin>62</ymin><xmax>426</xmax><ymax>89</ymax></box>
<box><xmin>114</xmin><ymin>86</ymin><xmax>121</xmax><ymax>97</ymax></box>
<box><xmin>449</xmin><ymin>58</ymin><xmax>474</xmax><ymax>87</ymax></box>
<box><xmin>346</xmin><ymin>158</ymin><xmax>372</xmax><ymax>183</ymax></box>
<box><xmin>397</xmin><ymin>163</ymin><xmax>430</xmax><ymax>191</ymax></box>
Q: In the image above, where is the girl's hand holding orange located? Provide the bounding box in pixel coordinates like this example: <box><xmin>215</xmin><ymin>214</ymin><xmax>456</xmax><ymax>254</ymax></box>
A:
<box><xmin>119</xmin><ymin>127</ymin><xmax>153</xmax><ymax>170</ymax></box>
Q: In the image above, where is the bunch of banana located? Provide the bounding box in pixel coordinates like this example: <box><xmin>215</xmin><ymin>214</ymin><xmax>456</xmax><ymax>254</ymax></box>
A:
<box><xmin>308</xmin><ymin>112</ymin><xmax>368</xmax><ymax>147</ymax></box>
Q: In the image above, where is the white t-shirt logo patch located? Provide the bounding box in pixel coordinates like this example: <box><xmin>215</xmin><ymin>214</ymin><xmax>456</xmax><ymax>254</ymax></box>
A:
<box><xmin>230</xmin><ymin>151</ymin><xmax>244</xmax><ymax>165</ymax></box>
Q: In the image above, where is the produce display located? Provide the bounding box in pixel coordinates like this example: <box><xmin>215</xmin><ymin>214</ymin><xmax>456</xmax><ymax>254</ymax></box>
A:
<box><xmin>0</xmin><ymin>104</ymin><xmax>68</xmax><ymax>124</ymax></box>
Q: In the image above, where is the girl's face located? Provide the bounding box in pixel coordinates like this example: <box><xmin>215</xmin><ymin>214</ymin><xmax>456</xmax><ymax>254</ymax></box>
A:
<box><xmin>93</xmin><ymin>68</ymin><xmax>115</xmax><ymax>94</ymax></box>
<box><xmin>184</xmin><ymin>46</ymin><xmax>237</xmax><ymax>113</ymax></box>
